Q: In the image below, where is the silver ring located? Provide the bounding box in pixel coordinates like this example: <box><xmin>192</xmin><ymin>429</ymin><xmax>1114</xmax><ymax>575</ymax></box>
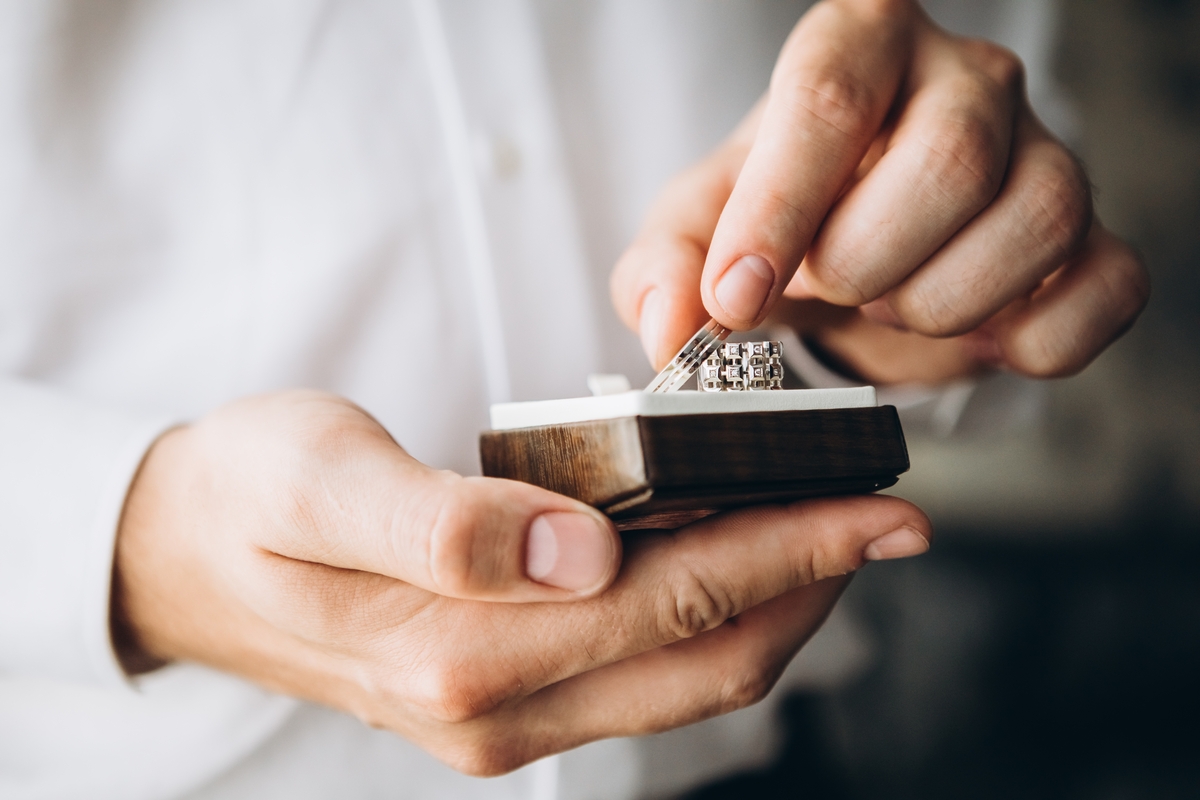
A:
<box><xmin>698</xmin><ymin>341</ymin><xmax>783</xmax><ymax>391</ymax></box>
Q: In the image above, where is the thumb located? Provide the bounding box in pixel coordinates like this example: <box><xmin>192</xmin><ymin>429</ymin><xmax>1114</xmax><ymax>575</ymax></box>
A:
<box><xmin>271</xmin><ymin>442</ymin><xmax>622</xmax><ymax>603</ymax></box>
<box><xmin>386</xmin><ymin>469</ymin><xmax>623</xmax><ymax>602</ymax></box>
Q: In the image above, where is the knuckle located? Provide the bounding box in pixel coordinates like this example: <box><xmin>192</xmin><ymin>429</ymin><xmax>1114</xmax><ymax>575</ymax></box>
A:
<box><xmin>279</xmin><ymin>396</ymin><xmax>372</xmax><ymax>466</ymax></box>
<box><xmin>270</xmin><ymin>400</ymin><xmax>383</xmax><ymax>530</ymax></box>
<box><xmin>658</xmin><ymin>568</ymin><xmax>737</xmax><ymax>642</ymax></box>
<box><xmin>1112</xmin><ymin>249</ymin><xmax>1152</xmax><ymax>321</ymax></box>
<box><xmin>425</xmin><ymin>479</ymin><xmax>487</xmax><ymax>596</ymax></box>
<box><xmin>916</xmin><ymin>105</ymin><xmax>1005</xmax><ymax>208</ymax></box>
<box><xmin>1018</xmin><ymin>158</ymin><xmax>1093</xmax><ymax>261</ymax></box>
<box><xmin>806</xmin><ymin>249</ymin><xmax>876</xmax><ymax>306</ymax></box>
<box><xmin>409</xmin><ymin>657</ymin><xmax>498</xmax><ymax>724</ymax></box>
<box><xmin>779</xmin><ymin>70</ymin><xmax>879</xmax><ymax>143</ymax></box>
<box><xmin>804</xmin><ymin>537</ymin><xmax>858</xmax><ymax>582</ymax></box>
<box><xmin>963</xmin><ymin>39</ymin><xmax>1026</xmax><ymax>96</ymax></box>
<box><xmin>717</xmin><ymin>664</ymin><xmax>779</xmax><ymax>713</ymax></box>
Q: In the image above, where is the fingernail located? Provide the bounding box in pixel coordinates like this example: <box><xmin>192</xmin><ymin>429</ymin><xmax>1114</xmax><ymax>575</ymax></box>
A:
<box><xmin>527</xmin><ymin>512</ymin><xmax>614</xmax><ymax>593</ymax></box>
<box><xmin>639</xmin><ymin>290</ymin><xmax>665</xmax><ymax>367</ymax></box>
<box><xmin>864</xmin><ymin>527</ymin><xmax>930</xmax><ymax>562</ymax></box>
<box><xmin>714</xmin><ymin>255</ymin><xmax>774</xmax><ymax>323</ymax></box>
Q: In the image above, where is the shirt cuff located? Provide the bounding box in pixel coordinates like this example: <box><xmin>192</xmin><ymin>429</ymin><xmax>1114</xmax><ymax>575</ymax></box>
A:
<box><xmin>0</xmin><ymin>378</ymin><xmax>176</xmax><ymax>689</ymax></box>
<box><xmin>768</xmin><ymin>326</ymin><xmax>979</xmax><ymax>438</ymax></box>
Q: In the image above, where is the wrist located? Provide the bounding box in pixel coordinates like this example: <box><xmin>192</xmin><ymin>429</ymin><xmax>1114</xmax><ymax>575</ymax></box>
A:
<box><xmin>110</xmin><ymin>425</ymin><xmax>192</xmax><ymax>675</ymax></box>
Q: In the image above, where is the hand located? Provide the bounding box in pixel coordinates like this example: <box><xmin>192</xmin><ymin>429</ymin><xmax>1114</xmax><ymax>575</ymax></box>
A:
<box><xmin>112</xmin><ymin>391</ymin><xmax>932</xmax><ymax>775</ymax></box>
<box><xmin>612</xmin><ymin>0</ymin><xmax>1149</xmax><ymax>384</ymax></box>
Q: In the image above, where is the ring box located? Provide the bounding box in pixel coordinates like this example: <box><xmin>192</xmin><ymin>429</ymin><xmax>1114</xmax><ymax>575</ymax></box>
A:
<box><xmin>479</xmin><ymin>387</ymin><xmax>909</xmax><ymax>530</ymax></box>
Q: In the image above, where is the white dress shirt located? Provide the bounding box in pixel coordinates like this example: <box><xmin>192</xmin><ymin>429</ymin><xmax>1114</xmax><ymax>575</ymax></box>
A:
<box><xmin>0</xmin><ymin>2</ymin><xmax>1060</xmax><ymax>797</ymax></box>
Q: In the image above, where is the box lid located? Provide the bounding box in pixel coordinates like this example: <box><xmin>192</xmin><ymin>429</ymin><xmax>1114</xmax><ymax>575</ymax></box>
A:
<box><xmin>489</xmin><ymin>386</ymin><xmax>877</xmax><ymax>430</ymax></box>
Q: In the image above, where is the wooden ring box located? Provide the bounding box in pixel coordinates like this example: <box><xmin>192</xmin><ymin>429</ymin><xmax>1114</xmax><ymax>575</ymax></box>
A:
<box><xmin>479</xmin><ymin>387</ymin><xmax>909</xmax><ymax>530</ymax></box>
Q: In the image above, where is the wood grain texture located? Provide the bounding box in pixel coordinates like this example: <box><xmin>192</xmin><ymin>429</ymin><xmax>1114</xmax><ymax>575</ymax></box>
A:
<box><xmin>479</xmin><ymin>415</ymin><xmax>647</xmax><ymax>508</ymax></box>
<box><xmin>479</xmin><ymin>406</ymin><xmax>908</xmax><ymax>530</ymax></box>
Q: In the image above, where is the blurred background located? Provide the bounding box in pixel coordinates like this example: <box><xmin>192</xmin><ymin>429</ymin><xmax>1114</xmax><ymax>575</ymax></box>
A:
<box><xmin>683</xmin><ymin>1</ymin><xmax>1200</xmax><ymax>797</ymax></box>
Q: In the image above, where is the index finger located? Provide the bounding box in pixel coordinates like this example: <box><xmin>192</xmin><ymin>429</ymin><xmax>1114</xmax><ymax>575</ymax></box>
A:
<box><xmin>429</xmin><ymin>494</ymin><xmax>930</xmax><ymax>716</ymax></box>
<box><xmin>700</xmin><ymin>0</ymin><xmax>914</xmax><ymax>329</ymax></box>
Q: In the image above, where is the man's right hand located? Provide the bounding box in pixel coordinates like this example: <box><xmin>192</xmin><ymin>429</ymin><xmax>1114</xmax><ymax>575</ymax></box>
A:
<box><xmin>112</xmin><ymin>391</ymin><xmax>931</xmax><ymax>775</ymax></box>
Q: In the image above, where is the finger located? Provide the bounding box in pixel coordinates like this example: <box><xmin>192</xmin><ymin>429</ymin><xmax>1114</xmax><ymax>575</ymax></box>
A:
<box><xmin>583</xmin><ymin>496</ymin><xmax>927</xmax><ymax>657</ymax></box>
<box><xmin>246</xmin><ymin>402</ymin><xmax>622</xmax><ymax>602</ymax></box>
<box><xmin>877</xmin><ymin>111</ymin><xmax>1093</xmax><ymax>337</ymax></box>
<box><xmin>977</xmin><ymin>222</ymin><xmax>1150</xmax><ymax>377</ymax></box>
<box><xmin>610</xmin><ymin>122</ymin><xmax>754</xmax><ymax>369</ymax></box>
<box><xmin>429</xmin><ymin>578</ymin><xmax>850</xmax><ymax>775</ymax></box>
<box><xmin>777</xmin><ymin>298</ymin><xmax>985</xmax><ymax>384</ymax></box>
<box><xmin>700</xmin><ymin>0</ymin><xmax>914</xmax><ymax>329</ymax></box>
<box><xmin>796</xmin><ymin>34</ymin><xmax>1022</xmax><ymax>305</ymax></box>
<box><xmin>410</xmin><ymin>495</ymin><xmax>930</xmax><ymax>719</ymax></box>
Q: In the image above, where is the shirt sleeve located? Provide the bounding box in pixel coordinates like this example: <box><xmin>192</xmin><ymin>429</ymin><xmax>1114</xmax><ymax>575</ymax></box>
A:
<box><xmin>770</xmin><ymin>325</ymin><xmax>1044</xmax><ymax>440</ymax></box>
<box><xmin>0</xmin><ymin>378</ymin><xmax>175</xmax><ymax>689</ymax></box>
